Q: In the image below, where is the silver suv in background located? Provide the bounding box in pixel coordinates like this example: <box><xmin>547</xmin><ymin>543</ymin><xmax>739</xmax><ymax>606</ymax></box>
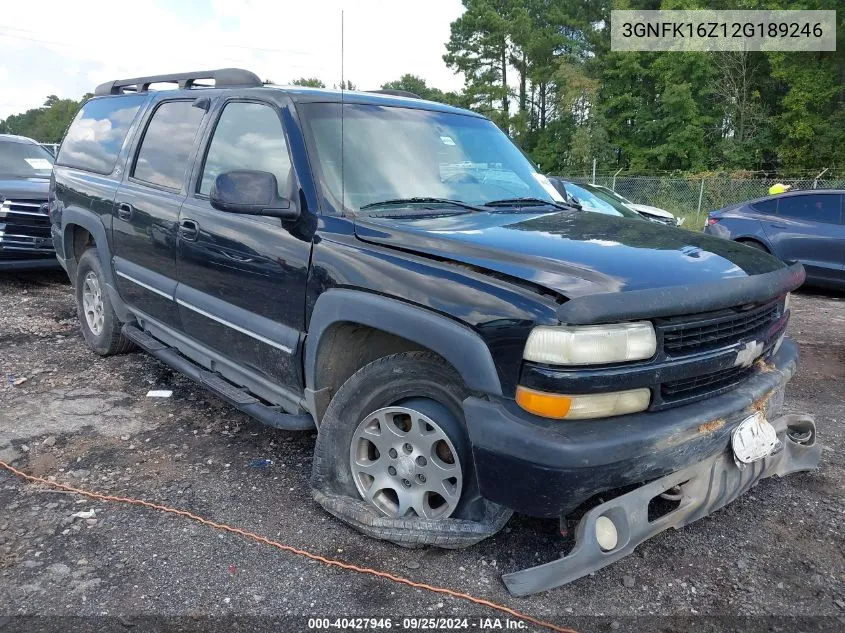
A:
<box><xmin>0</xmin><ymin>134</ymin><xmax>57</xmax><ymax>270</ymax></box>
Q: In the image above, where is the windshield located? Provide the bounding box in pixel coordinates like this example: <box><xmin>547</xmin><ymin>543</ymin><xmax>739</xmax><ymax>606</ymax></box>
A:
<box><xmin>564</xmin><ymin>183</ymin><xmax>640</xmax><ymax>219</ymax></box>
<box><xmin>0</xmin><ymin>140</ymin><xmax>54</xmax><ymax>178</ymax></box>
<box><xmin>299</xmin><ymin>103</ymin><xmax>560</xmax><ymax>213</ymax></box>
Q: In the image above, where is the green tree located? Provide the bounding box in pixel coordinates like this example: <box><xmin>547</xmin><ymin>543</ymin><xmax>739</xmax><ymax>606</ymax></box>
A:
<box><xmin>0</xmin><ymin>95</ymin><xmax>81</xmax><ymax>143</ymax></box>
<box><xmin>444</xmin><ymin>0</ymin><xmax>513</xmax><ymax>127</ymax></box>
<box><xmin>768</xmin><ymin>47</ymin><xmax>845</xmax><ymax>170</ymax></box>
<box><xmin>382</xmin><ymin>74</ymin><xmax>444</xmax><ymax>100</ymax></box>
<box><xmin>380</xmin><ymin>74</ymin><xmax>466</xmax><ymax>106</ymax></box>
<box><xmin>291</xmin><ymin>77</ymin><xmax>326</xmax><ymax>88</ymax></box>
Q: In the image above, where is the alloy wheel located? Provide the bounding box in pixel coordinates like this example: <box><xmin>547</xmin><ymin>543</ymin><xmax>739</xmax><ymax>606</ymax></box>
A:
<box><xmin>349</xmin><ymin>406</ymin><xmax>463</xmax><ymax>520</ymax></box>
<box><xmin>81</xmin><ymin>271</ymin><xmax>105</xmax><ymax>336</ymax></box>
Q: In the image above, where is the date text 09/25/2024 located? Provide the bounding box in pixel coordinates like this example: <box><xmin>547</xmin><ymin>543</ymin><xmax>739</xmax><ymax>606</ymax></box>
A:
<box><xmin>307</xmin><ymin>617</ymin><xmax>529</xmax><ymax>630</ymax></box>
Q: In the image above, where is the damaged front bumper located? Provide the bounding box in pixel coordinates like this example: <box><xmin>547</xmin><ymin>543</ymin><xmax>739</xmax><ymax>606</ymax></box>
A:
<box><xmin>464</xmin><ymin>338</ymin><xmax>801</xmax><ymax>519</ymax></box>
<box><xmin>502</xmin><ymin>412</ymin><xmax>821</xmax><ymax>596</ymax></box>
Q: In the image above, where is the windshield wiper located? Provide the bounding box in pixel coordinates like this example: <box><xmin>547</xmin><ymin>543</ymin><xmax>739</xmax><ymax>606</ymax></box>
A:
<box><xmin>360</xmin><ymin>197</ymin><xmax>487</xmax><ymax>213</ymax></box>
<box><xmin>483</xmin><ymin>197</ymin><xmax>575</xmax><ymax>211</ymax></box>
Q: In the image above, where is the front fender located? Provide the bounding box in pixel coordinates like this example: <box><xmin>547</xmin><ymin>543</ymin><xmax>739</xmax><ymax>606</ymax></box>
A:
<box><xmin>304</xmin><ymin>289</ymin><xmax>503</xmax><ymax>398</ymax></box>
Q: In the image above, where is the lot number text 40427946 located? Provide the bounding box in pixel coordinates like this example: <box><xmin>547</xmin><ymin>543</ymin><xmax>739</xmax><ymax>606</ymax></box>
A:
<box><xmin>307</xmin><ymin>617</ymin><xmax>530</xmax><ymax>630</ymax></box>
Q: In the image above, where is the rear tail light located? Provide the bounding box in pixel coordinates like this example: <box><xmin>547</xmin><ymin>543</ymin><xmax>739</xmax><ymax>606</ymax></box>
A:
<box><xmin>706</xmin><ymin>217</ymin><xmax>719</xmax><ymax>226</ymax></box>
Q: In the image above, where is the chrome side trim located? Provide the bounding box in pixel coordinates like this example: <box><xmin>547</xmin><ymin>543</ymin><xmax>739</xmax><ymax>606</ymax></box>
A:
<box><xmin>115</xmin><ymin>270</ymin><xmax>173</xmax><ymax>300</ymax></box>
<box><xmin>175</xmin><ymin>298</ymin><xmax>293</xmax><ymax>354</ymax></box>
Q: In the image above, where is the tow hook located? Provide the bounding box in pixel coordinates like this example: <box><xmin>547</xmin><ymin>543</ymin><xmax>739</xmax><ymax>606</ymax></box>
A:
<box><xmin>786</xmin><ymin>416</ymin><xmax>816</xmax><ymax>445</ymax></box>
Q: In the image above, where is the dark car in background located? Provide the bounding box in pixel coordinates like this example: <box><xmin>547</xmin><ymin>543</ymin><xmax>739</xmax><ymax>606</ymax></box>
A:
<box><xmin>0</xmin><ymin>134</ymin><xmax>57</xmax><ymax>270</ymax></box>
<box><xmin>705</xmin><ymin>190</ymin><xmax>844</xmax><ymax>289</ymax></box>
<box><xmin>547</xmin><ymin>178</ymin><xmax>681</xmax><ymax>226</ymax></box>
<box><xmin>590</xmin><ymin>184</ymin><xmax>680</xmax><ymax>226</ymax></box>
<box><xmin>549</xmin><ymin>179</ymin><xmax>643</xmax><ymax>220</ymax></box>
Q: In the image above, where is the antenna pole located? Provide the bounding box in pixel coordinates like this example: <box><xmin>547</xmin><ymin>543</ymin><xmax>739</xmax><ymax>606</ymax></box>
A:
<box><xmin>340</xmin><ymin>10</ymin><xmax>345</xmax><ymax>215</ymax></box>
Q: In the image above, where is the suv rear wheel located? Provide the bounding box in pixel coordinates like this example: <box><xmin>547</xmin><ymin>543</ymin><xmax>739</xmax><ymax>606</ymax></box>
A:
<box><xmin>311</xmin><ymin>351</ymin><xmax>510</xmax><ymax>548</ymax></box>
<box><xmin>75</xmin><ymin>248</ymin><xmax>134</xmax><ymax>356</ymax></box>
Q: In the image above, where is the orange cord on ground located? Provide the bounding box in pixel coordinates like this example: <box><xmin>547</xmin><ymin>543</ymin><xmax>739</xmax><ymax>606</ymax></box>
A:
<box><xmin>0</xmin><ymin>460</ymin><xmax>576</xmax><ymax>633</ymax></box>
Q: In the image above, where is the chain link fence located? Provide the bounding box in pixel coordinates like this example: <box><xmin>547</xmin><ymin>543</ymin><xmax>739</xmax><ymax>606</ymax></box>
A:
<box><xmin>555</xmin><ymin>173</ymin><xmax>845</xmax><ymax>228</ymax></box>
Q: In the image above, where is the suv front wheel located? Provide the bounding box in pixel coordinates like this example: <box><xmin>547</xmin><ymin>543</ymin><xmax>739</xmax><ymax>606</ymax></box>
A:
<box><xmin>75</xmin><ymin>248</ymin><xmax>134</xmax><ymax>356</ymax></box>
<box><xmin>311</xmin><ymin>351</ymin><xmax>511</xmax><ymax>548</ymax></box>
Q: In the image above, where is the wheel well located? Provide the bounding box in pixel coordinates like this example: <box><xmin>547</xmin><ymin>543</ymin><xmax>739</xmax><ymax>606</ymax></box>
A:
<box><xmin>735</xmin><ymin>237</ymin><xmax>770</xmax><ymax>253</ymax></box>
<box><xmin>67</xmin><ymin>224</ymin><xmax>95</xmax><ymax>281</ymax></box>
<box><xmin>311</xmin><ymin>322</ymin><xmax>455</xmax><ymax>423</ymax></box>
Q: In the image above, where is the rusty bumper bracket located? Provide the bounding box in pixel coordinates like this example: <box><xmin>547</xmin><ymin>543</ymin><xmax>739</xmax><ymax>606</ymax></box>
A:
<box><xmin>502</xmin><ymin>413</ymin><xmax>821</xmax><ymax>597</ymax></box>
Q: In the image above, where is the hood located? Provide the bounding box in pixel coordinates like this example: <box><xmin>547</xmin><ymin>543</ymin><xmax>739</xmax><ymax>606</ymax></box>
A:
<box><xmin>629</xmin><ymin>203</ymin><xmax>674</xmax><ymax>219</ymax></box>
<box><xmin>354</xmin><ymin>210</ymin><xmax>785</xmax><ymax>298</ymax></box>
<box><xmin>0</xmin><ymin>176</ymin><xmax>50</xmax><ymax>199</ymax></box>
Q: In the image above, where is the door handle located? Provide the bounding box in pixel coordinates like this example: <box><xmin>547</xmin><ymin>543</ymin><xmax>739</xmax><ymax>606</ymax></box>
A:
<box><xmin>769</xmin><ymin>223</ymin><xmax>787</xmax><ymax>229</ymax></box>
<box><xmin>117</xmin><ymin>202</ymin><xmax>133</xmax><ymax>220</ymax></box>
<box><xmin>179</xmin><ymin>219</ymin><xmax>200</xmax><ymax>241</ymax></box>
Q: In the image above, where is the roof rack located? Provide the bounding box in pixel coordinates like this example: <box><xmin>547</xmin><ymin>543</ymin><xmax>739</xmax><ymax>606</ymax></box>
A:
<box><xmin>367</xmin><ymin>89</ymin><xmax>422</xmax><ymax>100</ymax></box>
<box><xmin>94</xmin><ymin>68</ymin><xmax>262</xmax><ymax>96</ymax></box>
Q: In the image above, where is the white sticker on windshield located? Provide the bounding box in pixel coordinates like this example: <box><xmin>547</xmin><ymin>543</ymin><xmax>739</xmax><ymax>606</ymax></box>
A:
<box><xmin>440</xmin><ymin>136</ymin><xmax>456</xmax><ymax>146</ymax></box>
<box><xmin>25</xmin><ymin>158</ymin><xmax>53</xmax><ymax>170</ymax></box>
<box><xmin>533</xmin><ymin>173</ymin><xmax>565</xmax><ymax>202</ymax></box>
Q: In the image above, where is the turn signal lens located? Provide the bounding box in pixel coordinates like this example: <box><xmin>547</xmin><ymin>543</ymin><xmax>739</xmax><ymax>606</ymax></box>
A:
<box><xmin>516</xmin><ymin>386</ymin><xmax>651</xmax><ymax>420</ymax></box>
<box><xmin>515</xmin><ymin>387</ymin><xmax>572</xmax><ymax>419</ymax></box>
<box><xmin>524</xmin><ymin>322</ymin><xmax>656</xmax><ymax>365</ymax></box>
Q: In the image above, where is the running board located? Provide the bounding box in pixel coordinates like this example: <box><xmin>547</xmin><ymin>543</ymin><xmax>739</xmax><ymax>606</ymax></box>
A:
<box><xmin>122</xmin><ymin>324</ymin><xmax>315</xmax><ymax>431</ymax></box>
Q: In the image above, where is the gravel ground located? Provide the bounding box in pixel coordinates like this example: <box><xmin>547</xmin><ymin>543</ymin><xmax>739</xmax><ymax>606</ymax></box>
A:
<box><xmin>0</xmin><ymin>270</ymin><xmax>843</xmax><ymax>633</ymax></box>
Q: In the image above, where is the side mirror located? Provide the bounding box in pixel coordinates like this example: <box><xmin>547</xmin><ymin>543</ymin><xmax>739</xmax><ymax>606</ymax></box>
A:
<box><xmin>210</xmin><ymin>170</ymin><xmax>299</xmax><ymax>220</ymax></box>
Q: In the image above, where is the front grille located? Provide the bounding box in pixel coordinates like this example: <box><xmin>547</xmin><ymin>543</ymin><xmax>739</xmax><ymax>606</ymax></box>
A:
<box><xmin>0</xmin><ymin>198</ymin><xmax>53</xmax><ymax>256</ymax></box>
<box><xmin>661</xmin><ymin>301</ymin><xmax>781</xmax><ymax>355</ymax></box>
<box><xmin>661</xmin><ymin>365</ymin><xmax>755</xmax><ymax>401</ymax></box>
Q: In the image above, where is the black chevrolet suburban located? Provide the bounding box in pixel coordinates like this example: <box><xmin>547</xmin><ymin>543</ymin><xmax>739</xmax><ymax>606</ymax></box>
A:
<box><xmin>50</xmin><ymin>69</ymin><xmax>820</xmax><ymax>596</ymax></box>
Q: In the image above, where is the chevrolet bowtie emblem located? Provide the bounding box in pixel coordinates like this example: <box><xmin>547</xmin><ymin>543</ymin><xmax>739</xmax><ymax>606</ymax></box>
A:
<box><xmin>734</xmin><ymin>340</ymin><xmax>764</xmax><ymax>368</ymax></box>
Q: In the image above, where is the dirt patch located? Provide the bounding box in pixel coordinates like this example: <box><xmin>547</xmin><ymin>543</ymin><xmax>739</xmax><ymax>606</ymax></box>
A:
<box><xmin>697</xmin><ymin>418</ymin><xmax>726</xmax><ymax>434</ymax></box>
<box><xmin>0</xmin><ymin>271</ymin><xmax>843</xmax><ymax>625</ymax></box>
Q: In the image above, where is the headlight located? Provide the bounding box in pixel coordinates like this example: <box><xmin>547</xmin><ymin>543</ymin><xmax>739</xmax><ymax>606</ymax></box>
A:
<box><xmin>523</xmin><ymin>322</ymin><xmax>657</xmax><ymax>365</ymax></box>
<box><xmin>515</xmin><ymin>386</ymin><xmax>651</xmax><ymax>420</ymax></box>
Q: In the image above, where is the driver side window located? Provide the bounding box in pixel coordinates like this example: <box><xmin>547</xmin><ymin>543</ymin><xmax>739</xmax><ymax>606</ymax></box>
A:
<box><xmin>199</xmin><ymin>102</ymin><xmax>292</xmax><ymax>196</ymax></box>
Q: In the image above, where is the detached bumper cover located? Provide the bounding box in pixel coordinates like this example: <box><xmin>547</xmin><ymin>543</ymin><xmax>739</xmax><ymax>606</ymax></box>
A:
<box><xmin>502</xmin><ymin>413</ymin><xmax>821</xmax><ymax>596</ymax></box>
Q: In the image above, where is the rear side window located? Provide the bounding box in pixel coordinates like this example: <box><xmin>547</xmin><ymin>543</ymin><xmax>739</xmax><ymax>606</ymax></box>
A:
<box><xmin>133</xmin><ymin>101</ymin><xmax>205</xmax><ymax>190</ymax></box>
<box><xmin>57</xmin><ymin>95</ymin><xmax>146</xmax><ymax>174</ymax></box>
<box><xmin>751</xmin><ymin>198</ymin><xmax>778</xmax><ymax>215</ymax></box>
<box><xmin>778</xmin><ymin>194</ymin><xmax>841</xmax><ymax>225</ymax></box>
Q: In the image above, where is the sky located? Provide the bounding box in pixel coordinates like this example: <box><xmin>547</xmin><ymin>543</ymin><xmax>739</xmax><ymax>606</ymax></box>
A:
<box><xmin>0</xmin><ymin>0</ymin><xmax>466</xmax><ymax>119</ymax></box>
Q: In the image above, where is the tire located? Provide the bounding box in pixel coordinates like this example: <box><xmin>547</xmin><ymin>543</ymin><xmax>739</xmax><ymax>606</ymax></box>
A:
<box><xmin>75</xmin><ymin>248</ymin><xmax>134</xmax><ymax>356</ymax></box>
<box><xmin>311</xmin><ymin>351</ymin><xmax>510</xmax><ymax>548</ymax></box>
